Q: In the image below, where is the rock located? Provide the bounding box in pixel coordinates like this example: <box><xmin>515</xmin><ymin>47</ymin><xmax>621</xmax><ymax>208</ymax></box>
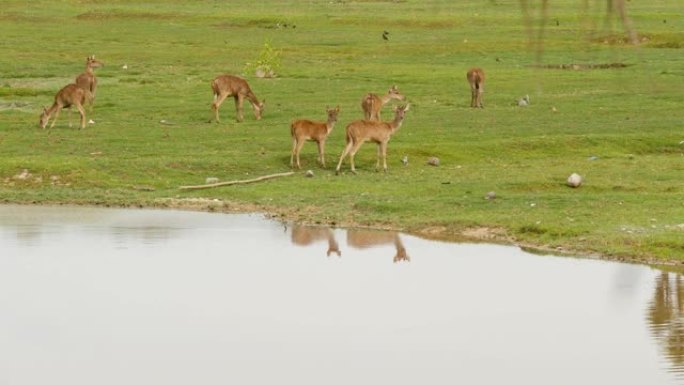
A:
<box><xmin>485</xmin><ymin>191</ymin><xmax>496</xmax><ymax>200</ymax></box>
<box><xmin>13</xmin><ymin>169</ymin><xmax>31</xmax><ymax>180</ymax></box>
<box><xmin>517</xmin><ymin>95</ymin><xmax>530</xmax><ymax>106</ymax></box>
<box><xmin>427</xmin><ymin>157</ymin><xmax>440</xmax><ymax>166</ymax></box>
<box><xmin>305</xmin><ymin>170</ymin><xmax>314</xmax><ymax>178</ymax></box>
<box><xmin>567</xmin><ymin>173</ymin><xmax>582</xmax><ymax>188</ymax></box>
<box><xmin>88</xmin><ymin>119</ymin><xmax>95</xmax><ymax>124</ymax></box>
<box><xmin>205</xmin><ymin>177</ymin><xmax>219</xmax><ymax>184</ymax></box>
<box><xmin>401</xmin><ymin>155</ymin><xmax>408</xmax><ymax>166</ymax></box>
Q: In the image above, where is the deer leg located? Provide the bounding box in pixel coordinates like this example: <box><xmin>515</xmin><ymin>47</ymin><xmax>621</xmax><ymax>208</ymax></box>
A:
<box><xmin>235</xmin><ymin>95</ymin><xmax>244</xmax><ymax>122</ymax></box>
<box><xmin>212</xmin><ymin>92</ymin><xmax>229</xmax><ymax>123</ymax></box>
<box><xmin>49</xmin><ymin>106</ymin><xmax>62</xmax><ymax>128</ymax></box>
<box><xmin>335</xmin><ymin>141</ymin><xmax>354</xmax><ymax>175</ymax></box>
<box><xmin>348</xmin><ymin>141</ymin><xmax>366</xmax><ymax>174</ymax></box>
<box><xmin>294</xmin><ymin>139</ymin><xmax>306</xmax><ymax>169</ymax></box>
<box><xmin>381</xmin><ymin>141</ymin><xmax>389</xmax><ymax>172</ymax></box>
<box><xmin>318</xmin><ymin>139</ymin><xmax>326</xmax><ymax>168</ymax></box>
<box><xmin>290</xmin><ymin>138</ymin><xmax>298</xmax><ymax>168</ymax></box>
<box><xmin>477</xmin><ymin>86</ymin><xmax>484</xmax><ymax>108</ymax></box>
<box><xmin>76</xmin><ymin>103</ymin><xmax>86</xmax><ymax>130</ymax></box>
<box><xmin>470</xmin><ymin>87</ymin><xmax>477</xmax><ymax>108</ymax></box>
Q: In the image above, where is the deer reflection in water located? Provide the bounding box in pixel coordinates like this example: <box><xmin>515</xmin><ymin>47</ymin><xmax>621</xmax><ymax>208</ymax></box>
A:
<box><xmin>290</xmin><ymin>225</ymin><xmax>341</xmax><ymax>257</ymax></box>
<box><xmin>346</xmin><ymin>229</ymin><xmax>410</xmax><ymax>263</ymax></box>
<box><xmin>647</xmin><ymin>271</ymin><xmax>684</xmax><ymax>374</ymax></box>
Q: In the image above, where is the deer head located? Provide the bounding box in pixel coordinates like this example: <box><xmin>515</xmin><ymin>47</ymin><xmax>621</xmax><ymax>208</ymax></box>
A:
<box><xmin>388</xmin><ymin>85</ymin><xmax>406</xmax><ymax>102</ymax></box>
<box><xmin>326</xmin><ymin>105</ymin><xmax>340</xmax><ymax>123</ymax></box>
<box><xmin>86</xmin><ymin>55</ymin><xmax>104</xmax><ymax>69</ymax></box>
<box><xmin>39</xmin><ymin>107</ymin><xmax>49</xmax><ymax>128</ymax></box>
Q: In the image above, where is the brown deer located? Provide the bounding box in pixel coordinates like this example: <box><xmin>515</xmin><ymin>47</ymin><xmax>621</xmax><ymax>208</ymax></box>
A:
<box><xmin>75</xmin><ymin>55</ymin><xmax>103</xmax><ymax>106</ymax></box>
<box><xmin>291</xmin><ymin>225</ymin><xmax>341</xmax><ymax>257</ymax></box>
<box><xmin>467</xmin><ymin>67</ymin><xmax>485</xmax><ymax>108</ymax></box>
<box><xmin>290</xmin><ymin>106</ymin><xmax>340</xmax><ymax>169</ymax></box>
<box><xmin>210</xmin><ymin>75</ymin><xmax>265</xmax><ymax>123</ymax></box>
<box><xmin>39</xmin><ymin>84</ymin><xmax>87</xmax><ymax>130</ymax></box>
<box><xmin>346</xmin><ymin>229</ymin><xmax>410</xmax><ymax>263</ymax></box>
<box><xmin>335</xmin><ymin>104</ymin><xmax>409</xmax><ymax>174</ymax></box>
<box><xmin>361</xmin><ymin>85</ymin><xmax>406</xmax><ymax>121</ymax></box>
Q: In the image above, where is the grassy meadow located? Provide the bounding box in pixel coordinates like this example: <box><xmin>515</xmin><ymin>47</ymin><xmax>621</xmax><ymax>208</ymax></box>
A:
<box><xmin>0</xmin><ymin>0</ymin><xmax>682</xmax><ymax>261</ymax></box>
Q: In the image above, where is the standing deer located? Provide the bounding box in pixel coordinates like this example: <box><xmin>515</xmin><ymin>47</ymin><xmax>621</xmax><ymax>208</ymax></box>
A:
<box><xmin>39</xmin><ymin>84</ymin><xmax>87</xmax><ymax>130</ymax></box>
<box><xmin>361</xmin><ymin>85</ymin><xmax>406</xmax><ymax>121</ymax></box>
<box><xmin>75</xmin><ymin>55</ymin><xmax>103</xmax><ymax>107</ymax></box>
<box><xmin>346</xmin><ymin>229</ymin><xmax>410</xmax><ymax>263</ymax></box>
<box><xmin>290</xmin><ymin>106</ymin><xmax>340</xmax><ymax>169</ymax></box>
<box><xmin>335</xmin><ymin>104</ymin><xmax>410</xmax><ymax>174</ymax></box>
<box><xmin>466</xmin><ymin>67</ymin><xmax>485</xmax><ymax>108</ymax></box>
<box><xmin>210</xmin><ymin>75</ymin><xmax>265</xmax><ymax>123</ymax></box>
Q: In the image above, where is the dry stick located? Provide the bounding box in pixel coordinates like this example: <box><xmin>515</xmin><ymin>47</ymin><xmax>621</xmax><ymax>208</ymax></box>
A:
<box><xmin>179</xmin><ymin>171</ymin><xmax>295</xmax><ymax>190</ymax></box>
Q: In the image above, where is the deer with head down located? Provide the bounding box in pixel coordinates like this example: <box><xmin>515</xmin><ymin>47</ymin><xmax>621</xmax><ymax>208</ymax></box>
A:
<box><xmin>210</xmin><ymin>75</ymin><xmax>265</xmax><ymax>123</ymax></box>
<box><xmin>290</xmin><ymin>106</ymin><xmax>340</xmax><ymax>169</ymax></box>
<box><xmin>39</xmin><ymin>84</ymin><xmax>87</xmax><ymax>130</ymax></box>
<box><xmin>291</xmin><ymin>225</ymin><xmax>341</xmax><ymax>257</ymax></box>
<box><xmin>361</xmin><ymin>85</ymin><xmax>405</xmax><ymax>121</ymax></box>
<box><xmin>466</xmin><ymin>67</ymin><xmax>485</xmax><ymax>108</ymax></box>
<box><xmin>336</xmin><ymin>104</ymin><xmax>409</xmax><ymax>175</ymax></box>
<box><xmin>75</xmin><ymin>55</ymin><xmax>103</xmax><ymax>107</ymax></box>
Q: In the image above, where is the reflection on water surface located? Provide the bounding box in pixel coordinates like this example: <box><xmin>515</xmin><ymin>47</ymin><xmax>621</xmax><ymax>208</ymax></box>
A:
<box><xmin>1</xmin><ymin>205</ymin><xmax>683</xmax><ymax>385</ymax></box>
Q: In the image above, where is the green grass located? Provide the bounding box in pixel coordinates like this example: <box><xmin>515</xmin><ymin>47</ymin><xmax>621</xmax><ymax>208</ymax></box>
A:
<box><xmin>1</xmin><ymin>0</ymin><xmax>683</xmax><ymax>261</ymax></box>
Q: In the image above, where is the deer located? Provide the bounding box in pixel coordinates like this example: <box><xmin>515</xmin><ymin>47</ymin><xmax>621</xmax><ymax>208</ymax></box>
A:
<box><xmin>75</xmin><ymin>55</ymin><xmax>103</xmax><ymax>107</ymax></box>
<box><xmin>360</xmin><ymin>85</ymin><xmax>406</xmax><ymax>121</ymax></box>
<box><xmin>335</xmin><ymin>104</ymin><xmax>409</xmax><ymax>175</ymax></box>
<box><xmin>290</xmin><ymin>106</ymin><xmax>340</xmax><ymax>169</ymax></box>
<box><xmin>291</xmin><ymin>225</ymin><xmax>341</xmax><ymax>257</ymax></box>
<box><xmin>39</xmin><ymin>84</ymin><xmax>87</xmax><ymax>130</ymax></box>
<box><xmin>346</xmin><ymin>229</ymin><xmax>410</xmax><ymax>263</ymax></box>
<box><xmin>466</xmin><ymin>67</ymin><xmax>485</xmax><ymax>108</ymax></box>
<box><xmin>210</xmin><ymin>75</ymin><xmax>265</xmax><ymax>123</ymax></box>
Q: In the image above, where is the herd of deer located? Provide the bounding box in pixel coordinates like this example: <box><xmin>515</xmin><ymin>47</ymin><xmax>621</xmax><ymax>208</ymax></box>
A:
<box><xmin>39</xmin><ymin>58</ymin><xmax>485</xmax><ymax>175</ymax></box>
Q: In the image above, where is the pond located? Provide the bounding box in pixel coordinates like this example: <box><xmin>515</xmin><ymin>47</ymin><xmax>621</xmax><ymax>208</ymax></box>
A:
<box><xmin>1</xmin><ymin>204</ymin><xmax>683</xmax><ymax>385</ymax></box>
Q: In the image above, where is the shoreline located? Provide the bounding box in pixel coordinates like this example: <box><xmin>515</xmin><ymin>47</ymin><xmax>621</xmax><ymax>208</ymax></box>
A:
<box><xmin>2</xmin><ymin>198</ymin><xmax>679</xmax><ymax>269</ymax></box>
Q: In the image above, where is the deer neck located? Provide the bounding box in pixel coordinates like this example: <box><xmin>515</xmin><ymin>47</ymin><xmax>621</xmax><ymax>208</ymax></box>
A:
<box><xmin>390</xmin><ymin>114</ymin><xmax>405</xmax><ymax>132</ymax></box>
<box><xmin>245</xmin><ymin>91</ymin><xmax>260</xmax><ymax>106</ymax></box>
<box><xmin>380</xmin><ymin>93</ymin><xmax>393</xmax><ymax>106</ymax></box>
<box><xmin>326</xmin><ymin>119</ymin><xmax>336</xmax><ymax>134</ymax></box>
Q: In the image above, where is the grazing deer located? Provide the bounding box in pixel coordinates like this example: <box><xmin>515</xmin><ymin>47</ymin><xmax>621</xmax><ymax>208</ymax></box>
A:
<box><xmin>39</xmin><ymin>84</ymin><xmax>87</xmax><ymax>130</ymax></box>
<box><xmin>210</xmin><ymin>75</ymin><xmax>265</xmax><ymax>123</ymax></box>
<box><xmin>290</xmin><ymin>106</ymin><xmax>340</xmax><ymax>169</ymax></box>
<box><xmin>466</xmin><ymin>67</ymin><xmax>485</xmax><ymax>108</ymax></box>
<box><xmin>75</xmin><ymin>55</ymin><xmax>103</xmax><ymax>106</ymax></box>
<box><xmin>335</xmin><ymin>104</ymin><xmax>409</xmax><ymax>174</ymax></box>
<box><xmin>361</xmin><ymin>85</ymin><xmax>405</xmax><ymax>121</ymax></box>
<box><xmin>346</xmin><ymin>229</ymin><xmax>410</xmax><ymax>263</ymax></box>
<box><xmin>291</xmin><ymin>225</ymin><xmax>341</xmax><ymax>257</ymax></box>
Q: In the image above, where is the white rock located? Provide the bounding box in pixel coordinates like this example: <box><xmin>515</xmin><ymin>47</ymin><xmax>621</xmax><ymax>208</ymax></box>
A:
<box><xmin>305</xmin><ymin>170</ymin><xmax>314</xmax><ymax>178</ymax></box>
<box><xmin>205</xmin><ymin>177</ymin><xmax>219</xmax><ymax>184</ymax></box>
<box><xmin>567</xmin><ymin>173</ymin><xmax>583</xmax><ymax>188</ymax></box>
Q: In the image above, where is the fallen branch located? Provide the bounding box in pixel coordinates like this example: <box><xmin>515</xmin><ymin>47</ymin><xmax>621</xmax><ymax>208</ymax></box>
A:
<box><xmin>179</xmin><ymin>171</ymin><xmax>295</xmax><ymax>190</ymax></box>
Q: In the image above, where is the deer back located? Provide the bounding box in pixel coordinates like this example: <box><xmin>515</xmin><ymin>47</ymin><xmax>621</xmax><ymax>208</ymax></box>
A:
<box><xmin>56</xmin><ymin>84</ymin><xmax>86</xmax><ymax>107</ymax></box>
<box><xmin>213</xmin><ymin>75</ymin><xmax>251</xmax><ymax>95</ymax></box>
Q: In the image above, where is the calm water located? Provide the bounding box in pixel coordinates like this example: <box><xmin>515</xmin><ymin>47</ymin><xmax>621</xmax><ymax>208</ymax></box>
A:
<box><xmin>1</xmin><ymin>205</ymin><xmax>683</xmax><ymax>385</ymax></box>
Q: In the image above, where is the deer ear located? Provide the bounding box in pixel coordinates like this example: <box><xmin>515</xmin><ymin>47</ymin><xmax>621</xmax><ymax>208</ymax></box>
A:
<box><xmin>405</xmin><ymin>104</ymin><xmax>410</xmax><ymax>111</ymax></box>
<box><xmin>336</xmin><ymin>105</ymin><xmax>340</xmax><ymax>112</ymax></box>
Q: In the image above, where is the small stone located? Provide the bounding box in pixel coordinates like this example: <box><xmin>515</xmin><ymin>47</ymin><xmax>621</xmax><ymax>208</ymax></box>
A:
<box><xmin>205</xmin><ymin>177</ymin><xmax>219</xmax><ymax>184</ymax></box>
<box><xmin>567</xmin><ymin>173</ymin><xmax>582</xmax><ymax>188</ymax></box>
<box><xmin>485</xmin><ymin>191</ymin><xmax>496</xmax><ymax>200</ymax></box>
<box><xmin>305</xmin><ymin>170</ymin><xmax>314</xmax><ymax>178</ymax></box>
<box><xmin>88</xmin><ymin>119</ymin><xmax>95</xmax><ymax>124</ymax></box>
<box><xmin>427</xmin><ymin>157</ymin><xmax>440</xmax><ymax>166</ymax></box>
<box><xmin>517</xmin><ymin>95</ymin><xmax>530</xmax><ymax>106</ymax></box>
<box><xmin>401</xmin><ymin>155</ymin><xmax>408</xmax><ymax>166</ymax></box>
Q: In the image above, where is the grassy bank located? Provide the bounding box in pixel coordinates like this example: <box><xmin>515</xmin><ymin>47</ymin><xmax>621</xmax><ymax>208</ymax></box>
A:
<box><xmin>1</xmin><ymin>0</ymin><xmax>682</xmax><ymax>261</ymax></box>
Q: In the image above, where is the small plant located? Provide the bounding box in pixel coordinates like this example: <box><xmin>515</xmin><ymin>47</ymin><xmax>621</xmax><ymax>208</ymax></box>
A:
<box><xmin>244</xmin><ymin>41</ymin><xmax>282</xmax><ymax>78</ymax></box>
